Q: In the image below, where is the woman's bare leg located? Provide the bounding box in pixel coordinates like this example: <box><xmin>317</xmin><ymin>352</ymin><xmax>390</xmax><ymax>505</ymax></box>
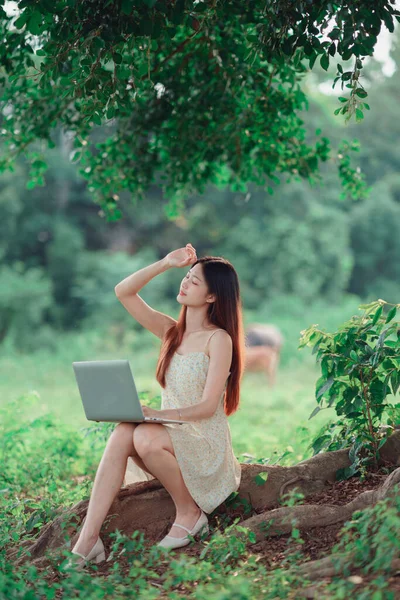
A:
<box><xmin>72</xmin><ymin>422</ymin><xmax>151</xmax><ymax>556</ymax></box>
<box><xmin>134</xmin><ymin>424</ymin><xmax>202</xmax><ymax>538</ymax></box>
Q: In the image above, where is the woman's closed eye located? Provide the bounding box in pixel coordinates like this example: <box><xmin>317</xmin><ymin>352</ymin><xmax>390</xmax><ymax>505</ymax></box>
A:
<box><xmin>184</xmin><ymin>274</ymin><xmax>198</xmax><ymax>285</ymax></box>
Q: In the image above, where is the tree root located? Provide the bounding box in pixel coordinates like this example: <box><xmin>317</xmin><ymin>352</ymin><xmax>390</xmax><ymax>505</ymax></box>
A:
<box><xmin>9</xmin><ymin>430</ymin><xmax>400</xmax><ymax>564</ymax></box>
<box><xmin>241</xmin><ymin>466</ymin><xmax>400</xmax><ymax>541</ymax></box>
<box><xmin>293</xmin><ymin>553</ymin><xmax>400</xmax><ymax>598</ymax></box>
<box><xmin>299</xmin><ymin>555</ymin><xmax>400</xmax><ymax>581</ymax></box>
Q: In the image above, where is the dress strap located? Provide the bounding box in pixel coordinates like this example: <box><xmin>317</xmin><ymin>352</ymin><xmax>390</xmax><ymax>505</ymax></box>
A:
<box><xmin>204</xmin><ymin>329</ymin><xmax>224</xmax><ymax>356</ymax></box>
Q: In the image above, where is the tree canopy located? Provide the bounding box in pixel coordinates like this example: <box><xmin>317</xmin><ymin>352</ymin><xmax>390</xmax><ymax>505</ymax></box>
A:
<box><xmin>1</xmin><ymin>0</ymin><xmax>399</xmax><ymax>218</ymax></box>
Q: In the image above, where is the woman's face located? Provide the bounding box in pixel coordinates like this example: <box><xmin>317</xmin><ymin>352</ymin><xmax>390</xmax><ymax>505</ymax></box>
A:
<box><xmin>177</xmin><ymin>263</ymin><xmax>215</xmax><ymax>307</ymax></box>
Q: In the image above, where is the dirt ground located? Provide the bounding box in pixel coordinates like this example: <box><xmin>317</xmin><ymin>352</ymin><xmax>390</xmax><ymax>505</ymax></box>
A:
<box><xmin>87</xmin><ymin>467</ymin><xmax>399</xmax><ymax>597</ymax></box>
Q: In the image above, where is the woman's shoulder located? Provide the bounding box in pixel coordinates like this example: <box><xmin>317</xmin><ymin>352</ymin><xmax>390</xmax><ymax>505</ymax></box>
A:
<box><xmin>207</xmin><ymin>327</ymin><xmax>226</xmax><ymax>335</ymax></box>
<box><xmin>207</xmin><ymin>329</ymin><xmax>232</xmax><ymax>352</ymax></box>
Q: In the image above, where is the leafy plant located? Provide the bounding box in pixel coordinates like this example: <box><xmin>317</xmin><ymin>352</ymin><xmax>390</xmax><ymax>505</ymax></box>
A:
<box><xmin>324</xmin><ymin>493</ymin><xmax>400</xmax><ymax>599</ymax></box>
<box><xmin>300</xmin><ymin>299</ymin><xmax>400</xmax><ymax>477</ymax></box>
<box><xmin>2</xmin><ymin>1</ymin><xmax>391</xmax><ymax>213</ymax></box>
<box><xmin>279</xmin><ymin>489</ymin><xmax>305</xmax><ymax>508</ymax></box>
<box><xmin>199</xmin><ymin>522</ymin><xmax>256</xmax><ymax>566</ymax></box>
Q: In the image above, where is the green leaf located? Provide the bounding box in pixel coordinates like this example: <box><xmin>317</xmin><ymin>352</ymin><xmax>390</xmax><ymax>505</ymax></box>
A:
<box><xmin>355</xmin><ymin>108</ymin><xmax>364</xmax><ymax>121</ymax></box>
<box><xmin>370</xmin><ymin>380</ymin><xmax>387</xmax><ymax>403</ymax></box>
<box><xmin>316</xmin><ymin>376</ymin><xmax>335</xmax><ymax>400</ymax></box>
<box><xmin>385</xmin><ymin>306</ymin><xmax>397</xmax><ymax>323</ymax></box>
<box><xmin>320</xmin><ymin>53</ymin><xmax>329</xmax><ymax>71</ymax></box>
<box><xmin>70</xmin><ymin>150</ymin><xmax>82</xmax><ymax>162</ymax></box>
<box><xmin>371</xmin><ymin>306</ymin><xmax>383</xmax><ymax>325</ymax></box>
<box><xmin>254</xmin><ymin>472</ymin><xmax>269</xmax><ymax>486</ymax></box>
<box><xmin>308</xmin><ymin>405</ymin><xmax>322</xmax><ymax>420</ymax></box>
<box><xmin>137</xmin><ymin>62</ymin><xmax>148</xmax><ymax>77</ymax></box>
<box><xmin>321</xmin><ymin>356</ymin><xmax>330</xmax><ymax>379</ymax></box>
<box><xmin>106</xmin><ymin>105</ymin><xmax>116</xmax><ymax>119</ymax></box>
<box><xmin>342</xmin><ymin>384</ymin><xmax>355</xmax><ymax>399</ymax></box>
<box><xmin>391</xmin><ymin>372</ymin><xmax>400</xmax><ymax>395</ymax></box>
<box><xmin>27</xmin><ymin>11</ymin><xmax>43</xmax><ymax>36</ymax></box>
<box><xmin>14</xmin><ymin>14</ymin><xmax>28</xmax><ymax>29</ymax></box>
<box><xmin>329</xmin><ymin>28</ymin><xmax>341</xmax><ymax>40</ymax></box>
<box><xmin>282</xmin><ymin>38</ymin><xmax>293</xmax><ymax>56</ymax></box>
<box><xmin>383</xmin><ymin>10</ymin><xmax>394</xmax><ymax>33</ymax></box>
<box><xmin>92</xmin><ymin>112</ymin><xmax>102</xmax><ymax>126</ymax></box>
<box><xmin>355</xmin><ymin>88</ymin><xmax>368</xmax><ymax>98</ymax></box>
<box><xmin>291</xmin><ymin>528</ymin><xmax>301</xmax><ymax>539</ymax></box>
<box><xmin>121</xmin><ymin>0</ymin><xmax>133</xmax><ymax>15</ymax></box>
<box><xmin>350</xmin><ymin>350</ymin><xmax>358</xmax><ymax>362</ymax></box>
<box><xmin>385</xmin><ymin>341</ymin><xmax>399</xmax><ymax>348</ymax></box>
<box><xmin>248</xmin><ymin>531</ymin><xmax>257</xmax><ymax>543</ymax></box>
<box><xmin>311</xmin><ymin>434</ymin><xmax>331</xmax><ymax>454</ymax></box>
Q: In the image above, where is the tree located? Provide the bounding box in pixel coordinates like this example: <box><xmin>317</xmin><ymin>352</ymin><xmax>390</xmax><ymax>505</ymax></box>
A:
<box><xmin>1</xmin><ymin>0</ymin><xmax>398</xmax><ymax>218</ymax></box>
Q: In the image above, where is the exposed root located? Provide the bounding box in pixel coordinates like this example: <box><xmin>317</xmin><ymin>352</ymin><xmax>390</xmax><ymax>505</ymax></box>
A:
<box><xmin>241</xmin><ymin>466</ymin><xmax>400</xmax><ymax>541</ymax></box>
<box><xmin>10</xmin><ymin>431</ymin><xmax>400</xmax><ymax>564</ymax></box>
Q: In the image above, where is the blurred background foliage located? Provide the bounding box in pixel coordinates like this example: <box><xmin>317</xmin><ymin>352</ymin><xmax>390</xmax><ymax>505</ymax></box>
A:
<box><xmin>1</xmin><ymin>34</ymin><xmax>400</xmax><ymax>358</ymax></box>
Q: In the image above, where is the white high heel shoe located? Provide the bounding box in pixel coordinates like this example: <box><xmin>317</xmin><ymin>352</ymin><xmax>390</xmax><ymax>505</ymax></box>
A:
<box><xmin>158</xmin><ymin>510</ymin><xmax>209</xmax><ymax>549</ymax></box>
<box><xmin>66</xmin><ymin>537</ymin><xmax>106</xmax><ymax>568</ymax></box>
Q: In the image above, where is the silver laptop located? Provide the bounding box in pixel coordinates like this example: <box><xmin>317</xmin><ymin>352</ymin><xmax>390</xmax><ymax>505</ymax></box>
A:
<box><xmin>72</xmin><ymin>360</ymin><xmax>187</xmax><ymax>424</ymax></box>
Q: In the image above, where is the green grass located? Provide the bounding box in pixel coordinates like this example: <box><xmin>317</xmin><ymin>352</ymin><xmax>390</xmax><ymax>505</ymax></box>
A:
<box><xmin>230</xmin><ymin>360</ymin><xmax>329</xmax><ymax>463</ymax></box>
<box><xmin>0</xmin><ymin>326</ymin><xmax>332</xmax><ymax>466</ymax></box>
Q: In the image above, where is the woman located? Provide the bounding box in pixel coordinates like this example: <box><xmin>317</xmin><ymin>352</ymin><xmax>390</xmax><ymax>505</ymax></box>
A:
<box><xmin>70</xmin><ymin>243</ymin><xmax>245</xmax><ymax>565</ymax></box>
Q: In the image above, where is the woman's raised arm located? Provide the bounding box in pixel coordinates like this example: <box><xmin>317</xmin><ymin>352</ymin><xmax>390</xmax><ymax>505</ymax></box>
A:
<box><xmin>114</xmin><ymin>244</ymin><xmax>196</xmax><ymax>339</ymax></box>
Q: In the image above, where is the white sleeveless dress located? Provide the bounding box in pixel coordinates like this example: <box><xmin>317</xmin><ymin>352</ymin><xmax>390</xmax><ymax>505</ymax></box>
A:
<box><xmin>124</xmin><ymin>332</ymin><xmax>241</xmax><ymax>514</ymax></box>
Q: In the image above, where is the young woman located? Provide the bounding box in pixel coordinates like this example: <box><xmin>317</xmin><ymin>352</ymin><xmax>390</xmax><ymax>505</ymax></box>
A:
<box><xmin>69</xmin><ymin>243</ymin><xmax>245</xmax><ymax>565</ymax></box>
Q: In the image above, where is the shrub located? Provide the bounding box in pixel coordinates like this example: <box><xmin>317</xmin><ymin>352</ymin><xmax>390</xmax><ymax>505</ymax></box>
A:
<box><xmin>302</xmin><ymin>299</ymin><xmax>400</xmax><ymax>476</ymax></box>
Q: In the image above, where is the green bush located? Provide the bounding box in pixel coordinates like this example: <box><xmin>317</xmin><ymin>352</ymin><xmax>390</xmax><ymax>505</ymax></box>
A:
<box><xmin>302</xmin><ymin>299</ymin><xmax>400</xmax><ymax>476</ymax></box>
<box><xmin>0</xmin><ymin>263</ymin><xmax>53</xmax><ymax>351</ymax></box>
<box><xmin>350</xmin><ymin>192</ymin><xmax>400</xmax><ymax>299</ymax></box>
<box><xmin>324</xmin><ymin>493</ymin><xmax>400</xmax><ymax>599</ymax></box>
<box><xmin>0</xmin><ymin>392</ymin><xmax>103</xmax><ymax>551</ymax></box>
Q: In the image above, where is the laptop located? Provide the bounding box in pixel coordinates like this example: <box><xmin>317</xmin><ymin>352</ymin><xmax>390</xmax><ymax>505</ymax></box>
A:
<box><xmin>72</xmin><ymin>360</ymin><xmax>188</xmax><ymax>424</ymax></box>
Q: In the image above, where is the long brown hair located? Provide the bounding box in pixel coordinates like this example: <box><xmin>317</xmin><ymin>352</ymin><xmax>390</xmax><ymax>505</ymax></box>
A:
<box><xmin>156</xmin><ymin>256</ymin><xmax>245</xmax><ymax>416</ymax></box>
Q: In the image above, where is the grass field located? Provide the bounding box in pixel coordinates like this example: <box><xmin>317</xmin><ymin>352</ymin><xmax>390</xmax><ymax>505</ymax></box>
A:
<box><xmin>0</xmin><ymin>325</ymin><xmax>333</xmax><ymax>468</ymax></box>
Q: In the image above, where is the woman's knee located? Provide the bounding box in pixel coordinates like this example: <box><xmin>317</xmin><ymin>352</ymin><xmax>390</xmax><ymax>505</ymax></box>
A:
<box><xmin>133</xmin><ymin>424</ymin><xmax>172</xmax><ymax>459</ymax></box>
<box><xmin>109</xmin><ymin>422</ymin><xmax>136</xmax><ymax>451</ymax></box>
<box><xmin>133</xmin><ymin>424</ymin><xmax>149</xmax><ymax>456</ymax></box>
<box><xmin>134</xmin><ymin>424</ymin><xmax>163</xmax><ymax>458</ymax></box>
